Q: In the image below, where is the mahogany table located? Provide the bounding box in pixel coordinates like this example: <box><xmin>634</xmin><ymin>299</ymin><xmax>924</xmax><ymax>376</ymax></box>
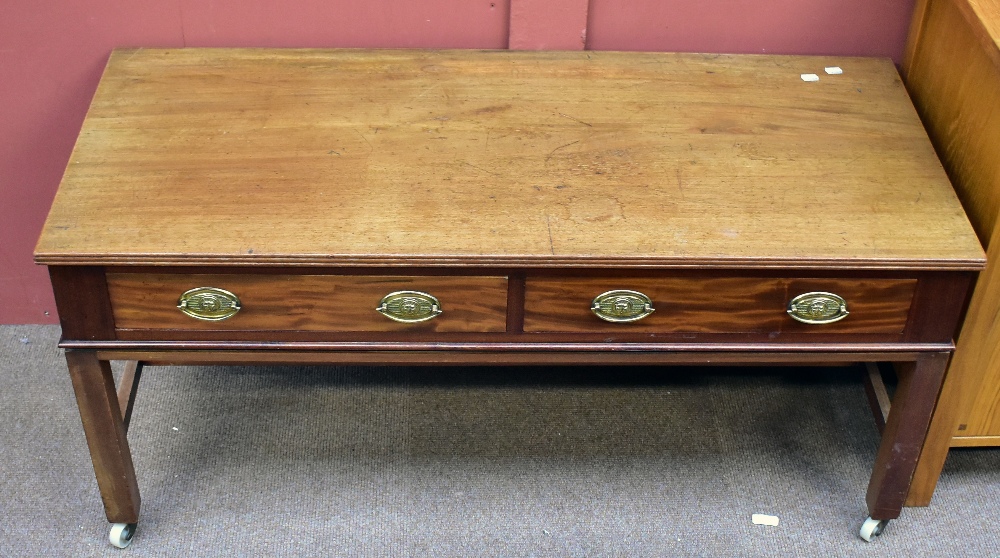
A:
<box><xmin>34</xmin><ymin>49</ymin><xmax>984</xmax><ymax>547</ymax></box>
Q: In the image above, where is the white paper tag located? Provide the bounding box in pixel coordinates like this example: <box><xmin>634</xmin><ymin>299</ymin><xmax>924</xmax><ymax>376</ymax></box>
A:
<box><xmin>752</xmin><ymin>513</ymin><xmax>780</xmax><ymax>526</ymax></box>
<box><xmin>800</xmin><ymin>74</ymin><xmax>820</xmax><ymax>82</ymax></box>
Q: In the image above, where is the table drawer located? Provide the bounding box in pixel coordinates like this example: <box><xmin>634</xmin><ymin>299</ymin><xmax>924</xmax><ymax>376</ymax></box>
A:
<box><xmin>107</xmin><ymin>274</ymin><xmax>508</xmax><ymax>332</ymax></box>
<box><xmin>523</xmin><ymin>277</ymin><xmax>916</xmax><ymax>334</ymax></box>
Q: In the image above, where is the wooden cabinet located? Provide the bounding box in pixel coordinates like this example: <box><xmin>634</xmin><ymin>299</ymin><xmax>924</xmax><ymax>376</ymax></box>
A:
<box><xmin>902</xmin><ymin>0</ymin><xmax>1000</xmax><ymax>504</ymax></box>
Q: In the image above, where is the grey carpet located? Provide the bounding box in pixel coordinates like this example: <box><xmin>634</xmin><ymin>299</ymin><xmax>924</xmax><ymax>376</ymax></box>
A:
<box><xmin>2</xmin><ymin>325</ymin><xmax>998</xmax><ymax>557</ymax></box>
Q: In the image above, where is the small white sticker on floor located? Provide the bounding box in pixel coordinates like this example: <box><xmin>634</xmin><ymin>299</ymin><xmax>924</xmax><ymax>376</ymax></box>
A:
<box><xmin>752</xmin><ymin>513</ymin><xmax>780</xmax><ymax>526</ymax></box>
<box><xmin>825</xmin><ymin>66</ymin><xmax>844</xmax><ymax>75</ymax></box>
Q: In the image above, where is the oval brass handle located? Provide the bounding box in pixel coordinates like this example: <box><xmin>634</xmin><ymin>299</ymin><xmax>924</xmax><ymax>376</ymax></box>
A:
<box><xmin>591</xmin><ymin>290</ymin><xmax>655</xmax><ymax>323</ymax></box>
<box><xmin>787</xmin><ymin>292</ymin><xmax>849</xmax><ymax>324</ymax></box>
<box><xmin>177</xmin><ymin>287</ymin><xmax>242</xmax><ymax>321</ymax></box>
<box><xmin>376</xmin><ymin>290</ymin><xmax>442</xmax><ymax>323</ymax></box>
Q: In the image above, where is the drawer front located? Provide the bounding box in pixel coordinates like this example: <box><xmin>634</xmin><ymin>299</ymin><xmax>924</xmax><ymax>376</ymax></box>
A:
<box><xmin>523</xmin><ymin>277</ymin><xmax>916</xmax><ymax>334</ymax></box>
<box><xmin>107</xmin><ymin>274</ymin><xmax>508</xmax><ymax>332</ymax></box>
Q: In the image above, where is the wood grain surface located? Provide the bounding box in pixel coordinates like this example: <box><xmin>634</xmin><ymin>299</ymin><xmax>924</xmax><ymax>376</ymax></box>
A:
<box><xmin>900</xmin><ymin>0</ymin><xmax>1000</xmax><ymax>505</ymax></box>
<box><xmin>523</xmin><ymin>276</ymin><xmax>915</xmax><ymax>333</ymax></box>
<box><xmin>34</xmin><ymin>49</ymin><xmax>983</xmax><ymax>270</ymax></box>
<box><xmin>904</xmin><ymin>0</ymin><xmax>1000</xmax><ymax>243</ymax></box>
<box><xmin>106</xmin><ymin>273</ymin><xmax>508</xmax><ymax>332</ymax></box>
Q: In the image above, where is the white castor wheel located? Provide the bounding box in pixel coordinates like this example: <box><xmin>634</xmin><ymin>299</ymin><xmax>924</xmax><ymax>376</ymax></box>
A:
<box><xmin>859</xmin><ymin>516</ymin><xmax>888</xmax><ymax>542</ymax></box>
<box><xmin>109</xmin><ymin>523</ymin><xmax>137</xmax><ymax>549</ymax></box>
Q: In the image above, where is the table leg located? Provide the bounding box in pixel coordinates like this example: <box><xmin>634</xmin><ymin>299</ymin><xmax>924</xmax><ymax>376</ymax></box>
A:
<box><xmin>117</xmin><ymin>361</ymin><xmax>144</xmax><ymax>433</ymax></box>
<box><xmin>865</xmin><ymin>352</ymin><xmax>949</xmax><ymax>520</ymax></box>
<box><xmin>65</xmin><ymin>350</ymin><xmax>141</xmax><ymax>524</ymax></box>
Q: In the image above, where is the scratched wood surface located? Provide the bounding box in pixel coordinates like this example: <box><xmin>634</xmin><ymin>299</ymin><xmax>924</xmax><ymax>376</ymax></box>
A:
<box><xmin>34</xmin><ymin>49</ymin><xmax>983</xmax><ymax>270</ymax></box>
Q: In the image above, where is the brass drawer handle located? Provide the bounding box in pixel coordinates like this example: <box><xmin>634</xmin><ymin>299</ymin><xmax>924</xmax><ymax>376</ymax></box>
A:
<box><xmin>787</xmin><ymin>292</ymin><xmax>849</xmax><ymax>324</ymax></box>
<box><xmin>177</xmin><ymin>287</ymin><xmax>242</xmax><ymax>321</ymax></box>
<box><xmin>591</xmin><ymin>290</ymin><xmax>655</xmax><ymax>323</ymax></box>
<box><xmin>376</xmin><ymin>291</ymin><xmax>442</xmax><ymax>323</ymax></box>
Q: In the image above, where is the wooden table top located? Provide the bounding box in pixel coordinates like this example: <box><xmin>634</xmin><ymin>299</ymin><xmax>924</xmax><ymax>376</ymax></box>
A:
<box><xmin>35</xmin><ymin>49</ymin><xmax>984</xmax><ymax>271</ymax></box>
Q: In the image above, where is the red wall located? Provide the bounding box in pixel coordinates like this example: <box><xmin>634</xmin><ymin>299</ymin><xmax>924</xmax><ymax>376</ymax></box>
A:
<box><xmin>586</xmin><ymin>0</ymin><xmax>915</xmax><ymax>58</ymax></box>
<box><xmin>0</xmin><ymin>0</ymin><xmax>915</xmax><ymax>324</ymax></box>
